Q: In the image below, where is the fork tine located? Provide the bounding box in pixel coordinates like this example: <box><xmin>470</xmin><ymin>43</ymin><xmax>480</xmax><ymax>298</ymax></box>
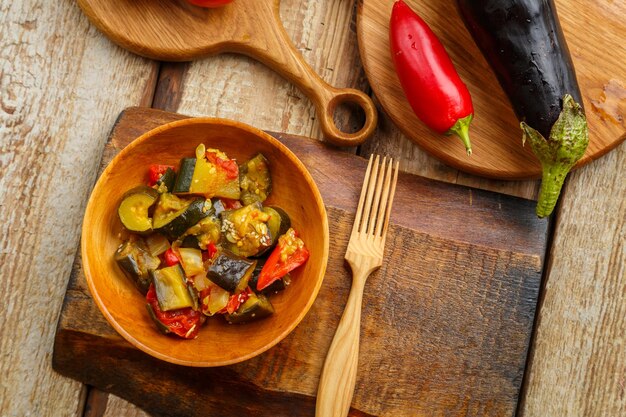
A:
<box><xmin>366</xmin><ymin>157</ymin><xmax>387</xmax><ymax>236</ymax></box>
<box><xmin>352</xmin><ymin>155</ymin><xmax>374</xmax><ymax>235</ymax></box>
<box><xmin>381</xmin><ymin>161</ymin><xmax>399</xmax><ymax>243</ymax></box>
<box><xmin>374</xmin><ymin>158</ymin><xmax>394</xmax><ymax>237</ymax></box>
<box><xmin>358</xmin><ymin>155</ymin><xmax>380</xmax><ymax>234</ymax></box>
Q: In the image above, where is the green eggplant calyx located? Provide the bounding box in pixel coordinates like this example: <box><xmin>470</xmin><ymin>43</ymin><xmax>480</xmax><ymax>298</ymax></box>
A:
<box><xmin>521</xmin><ymin>94</ymin><xmax>589</xmax><ymax>218</ymax></box>
<box><xmin>446</xmin><ymin>114</ymin><xmax>473</xmax><ymax>156</ymax></box>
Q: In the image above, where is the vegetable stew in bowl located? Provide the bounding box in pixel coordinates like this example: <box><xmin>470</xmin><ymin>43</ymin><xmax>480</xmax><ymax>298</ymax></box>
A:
<box><xmin>82</xmin><ymin>118</ymin><xmax>328</xmax><ymax>366</ymax></box>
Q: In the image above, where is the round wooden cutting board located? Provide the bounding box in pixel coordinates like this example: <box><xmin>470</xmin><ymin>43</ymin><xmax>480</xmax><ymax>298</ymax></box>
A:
<box><xmin>358</xmin><ymin>0</ymin><xmax>626</xmax><ymax>179</ymax></box>
<box><xmin>76</xmin><ymin>0</ymin><xmax>378</xmax><ymax>147</ymax></box>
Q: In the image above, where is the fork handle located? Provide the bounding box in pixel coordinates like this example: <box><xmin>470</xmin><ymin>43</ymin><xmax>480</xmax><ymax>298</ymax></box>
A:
<box><xmin>316</xmin><ymin>271</ymin><xmax>369</xmax><ymax>417</ymax></box>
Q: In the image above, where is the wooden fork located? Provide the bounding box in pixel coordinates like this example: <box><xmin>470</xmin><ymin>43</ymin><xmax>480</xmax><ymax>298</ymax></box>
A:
<box><xmin>316</xmin><ymin>155</ymin><xmax>399</xmax><ymax>417</ymax></box>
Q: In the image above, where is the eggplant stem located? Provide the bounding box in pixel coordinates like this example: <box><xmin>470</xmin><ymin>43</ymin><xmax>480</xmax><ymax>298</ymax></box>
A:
<box><xmin>521</xmin><ymin>95</ymin><xmax>588</xmax><ymax>218</ymax></box>
<box><xmin>536</xmin><ymin>161</ymin><xmax>570</xmax><ymax>218</ymax></box>
<box><xmin>447</xmin><ymin>114</ymin><xmax>473</xmax><ymax>156</ymax></box>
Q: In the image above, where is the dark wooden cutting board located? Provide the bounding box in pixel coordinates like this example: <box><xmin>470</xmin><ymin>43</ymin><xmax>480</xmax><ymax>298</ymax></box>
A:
<box><xmin>53</xmin><ymin>107</ymin><xmax>548</xmax><ymax>417</ymax></box>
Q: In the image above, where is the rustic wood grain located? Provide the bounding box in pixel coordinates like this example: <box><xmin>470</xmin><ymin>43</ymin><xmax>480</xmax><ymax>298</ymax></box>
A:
<box><xmin>520</xmin><ymin>139</ymin><xmax>626</xmax><ymax>417</ymax></box>
<box><xmin>363</xmin><ymin>95</ymin><xmax>541</xmax><ymax>200</ymax></box>
<box><xmin>75</xmin><ymin>0</ymin><xmax>377</xmax><ymax>146</ymax></box>
<box><xmin>83</xmin><ymin>0</ymin><xmax>374</xmax><ymax>406</ymax></box>
<box><xmin>53</xmin><ymin>107</ymin><xmax>547</xmax><ymax>416</ymax></box>
<box><xmin>0</xmin><ymin>1</ymin><xmax>157</xmax><ymax>416</ymax></box>
<box><xmin>357</xmin><ymin>0</ymin><xmax>626</xmax><ymax>179</ymax></box>
<box><xmin>175</xmin><ymin>0</ymin><xmax>370</xmax><ymax>143</ymax></box>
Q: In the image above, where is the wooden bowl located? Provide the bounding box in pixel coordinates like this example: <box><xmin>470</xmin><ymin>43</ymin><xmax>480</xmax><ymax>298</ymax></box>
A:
<box><xmin>82</xmin><ymin>118</ymin><xmax>329</xmax><ymax>367</ymax></box>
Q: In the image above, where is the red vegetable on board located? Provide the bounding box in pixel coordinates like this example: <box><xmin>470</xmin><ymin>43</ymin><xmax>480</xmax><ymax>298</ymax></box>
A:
<box><xmin>390</xmin><ymin>0</ymin><xmax>474</xmax><ymax>155</ymax></box>
<box><xmin>146</xmin><ymin>284</ymin><xmax>203</xmax><ymax>339</ymax></box>
<box><xmin>162</xmin><ymin>248</ymin><xmax>180</xmax><ymax>267</ymax></box>
<box><xmin>257</xmin><ymin>228</ymin><xmax>309</xmax><ymax>291</ymax></box>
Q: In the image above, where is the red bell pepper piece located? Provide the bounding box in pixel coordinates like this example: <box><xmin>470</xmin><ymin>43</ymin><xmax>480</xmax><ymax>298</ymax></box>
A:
<box><xmin>146</xmin><ymin>284</ymin><xmax>203</xmax><ymax>339</ymax></box>
<box><xmin>202</xmin><ymin>242</ymin><xmax>218</xmax><ymax>263</ymax></box>
<box><xmin>224</xmin><ymin>288</ymin><xmax>252</xmax><ymax>314</ymax></box>
<box><xmin>390</xmin><ymin>0</ymin><xmax>474</xmax><ymax>154</ymax></box>
<box><xmin>257</xmin><ymin>228</ymin><xmax>309</xmax><ymax>291</ymax></box>
<box><xmin>162</xmin><ymin>248</ymin><xmax>180</xmax><ymax>266</ymax></box>
<box><xmin>147</xmin><ymin>164</ymin><xmax>175</xmax><ymax>186</ymax></box>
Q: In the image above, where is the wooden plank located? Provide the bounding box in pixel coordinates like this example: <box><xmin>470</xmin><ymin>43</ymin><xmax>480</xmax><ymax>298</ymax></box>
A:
<box><xmin>520</xmin><ymin>139</ymin><xmax>626</xmax><ymax>416</ymax></box>
<box><xmin>0</xmin><ymin>2</ymin><xmax>158</xmax><ymax>416</ymax></box>
<box><xmin>175</xmin><ymin>0</ymin><xmax>368</xmax><ymax>141</ymax></box>
<box><xmin>357</xmin><ymin>0</ymin><xmax>626</xmax><ymax>179</ymax></box>
<box><xmin>82</xmin><ymin>1</ymin><xmax>365</xmax><ymax>412</ymax></box>
<box><xmin>53</xmin><ymin>107</ymin><xmax>548</xmax><ymax>416</ymax></box>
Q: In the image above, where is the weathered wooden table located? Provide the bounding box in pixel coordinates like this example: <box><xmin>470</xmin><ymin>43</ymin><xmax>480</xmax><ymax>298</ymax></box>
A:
<box><xmin>1</xmin><ymin>1</ymin><xmax>624</xmax><ymax>416</ymax></box>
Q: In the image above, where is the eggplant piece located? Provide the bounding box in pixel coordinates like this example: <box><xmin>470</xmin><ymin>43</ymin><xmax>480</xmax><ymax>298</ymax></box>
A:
<box><xmin>220</xmin><ymin>202</ymin><xmax>272</xmax><ymax>257</ymax></box>
<box><xmin>156</xmin><ymin>167</ymin><xmax>177</xmax><ymax>192</ymax></box>
<box><xmin>207</xmin><ymin>250</ymin><xmax>257</xmax><ymax>293</ymax></box>
<box><xmin>150</xmin><ymin>265</ymin><xmax>194</xmax><ymax>311</ymax></box>
<box><xmin>153</xmin><ymin>195</ymin><xmax>211</xmax><ymax>240</ymax></box>
<box><xmin>117</xmin><ymin>186</ymin><xmax>159</xmax><ymax>234</ymax></box>
<box><xmin>457</xmin><ymin>0</ymin><xmax>588</xmax><ymax>217</ymax></box>
<box><xmin>115</xmin><ymin>239</ymin><xmax>160</xmax><ymax>294</ymax></box>
<box><xmin>225</xmin><ymin>293</ymin><xmax>274</xmax><ymax>324</ymax></box>
<box><xmin>239</xmin><ymin>153</ymin><xmax>272</xmax><ymax>205</ymax></box>
<box><xmin>181</xmin><ymin>215</ymin><xmax>221</xmax><ymax>250</ymax></box>
<box><xmin>260</xmin><ymin>206</ymin><xmax>291</xmax><ymax>255</ymax></box>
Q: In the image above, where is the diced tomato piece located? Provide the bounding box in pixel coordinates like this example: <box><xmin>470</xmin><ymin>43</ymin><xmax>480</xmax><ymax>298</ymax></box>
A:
<box><xmin>148</xmin><ymin>164</ymin><xmax>175</xmax><ymax>186</ymax></box>
<box><xmin>202</xmin><ymin>242</ymin><xmax>218</xmax><ymax>262</ymax></box>
<box><xmin>146</xmin><ymin>284</ymin><xmax>203</xmax><ymax>339</ymax></box>
<box><xmin>162</xmin><ymin>248</ymin><xmax>180</xmax><ymax>266</ymax></box>
<box><xmin>206</xmin><ymin>151</ymin><xmax>239</xmax><ymax>180</ymax></box>
<box><xmin>220</xmin><ymin>198</ymin><xmax>242</xmax><ymax>210</ymax></box>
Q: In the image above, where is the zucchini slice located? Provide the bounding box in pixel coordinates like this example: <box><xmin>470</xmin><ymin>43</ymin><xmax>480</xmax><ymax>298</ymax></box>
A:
<box><xmin>172</xmin><ymin>158</ymin><xmax>196</xmax><ymax>194</ymax></box>
<box><xmin>115</xmin><ymin>239</ymin><xmax>160</xmax><ymax>294</ymax></box>
<box><xmin>173</xmin><ymin>145</ymin><xmax>241</xmax><ymax>199</ymax></box>
<box><xmin>150</xmin><ymin>264</ymin><xmax>194</xmax><ymax>312</ymax></box>
<box><xmin>117</xmin><ymin>186</ymin><xmax>159</xmax><ymax>234</ymax></box>
<box><xmin>156</xmin><ymin>167</ymin><xmax>177</xmax><ymax>192</ymax></box>
<box><xmin>153</xmin><ymin>195</ymin><xmax>211</xmax><ymax>240</ymax></box>
<box><xmin>239</xmin><ymin>153</ymin><xmax>272</xmax><ymax>205</ymax></box>
<box><xmin>225</xmin><ymin>292</ymin><xmax>274</xmax><ymax>324</ymax></box>
<box><xmin>220</xmin><ymin>202</ymin><xmax>272</xmax><ymax>257</ymax></box>
<box><xmin>207</xmin><ymin>250</ymin><xmax>257</xmax><ymax>293</ymax></box>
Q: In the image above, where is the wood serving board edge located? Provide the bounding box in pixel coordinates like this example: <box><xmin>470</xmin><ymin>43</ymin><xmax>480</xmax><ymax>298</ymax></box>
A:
<box><xmin>53</xmin><ymin>107</ymin><xmax>549</xmax><ymax>417</ymax></box>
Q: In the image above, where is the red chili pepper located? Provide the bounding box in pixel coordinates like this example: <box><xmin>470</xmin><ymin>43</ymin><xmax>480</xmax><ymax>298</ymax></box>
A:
<box><xmin>162</xmin><ymin>248</ymin><xmax>180</xmax><ymax>266</ymax></box>
<box><xmin>206</xmin><ymin>151</ymin><xmax>239</xmax><ymax>180</ymax></box>
<box><xmin>257</xmin><ymin>229</ymin><xmax>309</xmax><ymax>291</ymax></box>
<box><xmin>147</xmin><ymin>164</ymin><xmax>175</xmax><ymax>186</ymax></box>
<box><xmin>146</xmin><ymin>284</ymin><xmax>203</xmax><ymax>339</ymax></box>
<box><xmin>390</xmin><ymin>0</ymin><xmax>474</xmax><ymax>154</ymax></box>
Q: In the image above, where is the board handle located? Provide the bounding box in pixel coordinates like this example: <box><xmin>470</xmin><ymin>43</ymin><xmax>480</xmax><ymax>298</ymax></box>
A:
<box><xmin>242</xmin><ymin>0</ymin><xmax>378</xmax><ymax>147</ymax></box>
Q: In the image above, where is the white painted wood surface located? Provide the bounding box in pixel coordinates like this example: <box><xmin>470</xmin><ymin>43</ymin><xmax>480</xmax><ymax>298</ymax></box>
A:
<box><xmin>0</xmin><ymin>0</ymin><xmax>623</xmax><ymax>416</ymax></box>
<box><xmin>0</xmin><ymin>1</ymin><xmax>156</xmax><ymax>415</ymax></box>
<box><xmin>520</xmin><ymin>139</ymin><xmax>626</xmax><ymax>417</ymax></box>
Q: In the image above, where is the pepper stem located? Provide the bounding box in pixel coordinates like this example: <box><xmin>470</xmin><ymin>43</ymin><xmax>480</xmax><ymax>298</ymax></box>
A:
<box><xmin>446</xmin><ymin>114</ymin><xmax>473</xmax><ymax>156</ymax></box>
<box><xmin>521</xmin><ymin>95</ymin><xmax>588</xmax><ymax>218</ymax></box>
